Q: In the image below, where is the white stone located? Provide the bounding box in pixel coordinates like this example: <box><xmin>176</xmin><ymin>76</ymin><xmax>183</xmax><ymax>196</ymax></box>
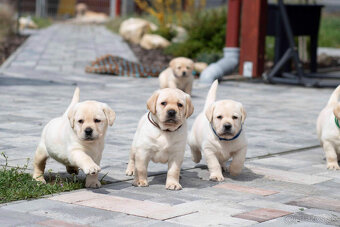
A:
<box><xmin>140</xmin><ymin>34</ymin><xmax>170</xmax><ymax>50</ymax></box>
<box><xmin>119</xmin><ymin>18</ymin><xmax>152</xmax><ymax>44</ymax></box>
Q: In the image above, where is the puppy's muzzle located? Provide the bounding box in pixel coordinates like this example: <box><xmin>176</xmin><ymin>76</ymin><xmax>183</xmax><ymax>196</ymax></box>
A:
<box><xmin>182</xmin><ymin>71</ymin><xmax>186</xmax><ymax>76</ymax></box>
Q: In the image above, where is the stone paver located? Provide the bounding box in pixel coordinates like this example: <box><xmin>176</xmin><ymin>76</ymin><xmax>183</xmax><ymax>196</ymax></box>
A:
<box><xmin>1</xmin><ymin>23</ymin><xmax>340</xmax><ymax>226</ymax></box>
<box><xmin>233</xmin><ymin>208</ymin><xmax>292</xmax><ymax>223</ymax></box>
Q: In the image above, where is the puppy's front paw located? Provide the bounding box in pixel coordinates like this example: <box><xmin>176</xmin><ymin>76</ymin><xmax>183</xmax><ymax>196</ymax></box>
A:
<box><xmin>133</xmin><ymin>179</ymin><xmax>149</xmax><ymax>187</ymax></box>
<box><xmin>327</xmin><ymin>162</ymin><xmax>340</xmax><ymax>170</ymax></box>
<box><xmin>83</xmin><ymin>164</ymin><xmax>101</xmax><ymax>175</ymax></box>
<box><xmin>209</xmin><ymin>173</ymin><xmax>224</xmax><ymax>182</ymax></box>
<box><xmin>166</xmin><ymin>181</ymin><xmax>182</xmax><ymax>190</ymax></box>
<box><xmin>85</xmin><ymin>179</ymin><xmax>101</xmax><ymax>188</ymax></box>
<box><xmin>33</xmin><ymin>174</ymin><xmax>46</xmax><ymax>184</ymax></box>
<box><xmin>125</xmin><ymin>168</ymin><xmax>134</xmax><ymax>176</ymax></box>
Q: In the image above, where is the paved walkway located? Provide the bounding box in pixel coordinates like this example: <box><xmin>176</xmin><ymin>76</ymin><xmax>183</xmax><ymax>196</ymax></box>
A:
<box><xmin>0</xmin><ymin>24</ymin><xmax>340</xmax><ymax>226</ymax></box>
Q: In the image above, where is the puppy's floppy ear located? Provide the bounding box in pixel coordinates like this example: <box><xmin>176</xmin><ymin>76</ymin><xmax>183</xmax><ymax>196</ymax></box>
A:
<box><xmin>185</xmin><ymin>95</ymin><xmax>194</xmax><ymax>118</ymax></box>
<box><xmin>240</xmin><ymin>105</ymin><xmax>247</xmax><ymax>124</ymax></box>
<box><xmin>68</xmin><ymin>107</ymin><xmax>75</xmax><ymax>128</ymax></box>
<box><xmin>205</xmin><ymin>103</ymin><xmax>215</xmax><ymax>122</ymax></box>
<box><xmin>103</xmin><ymin>104</ymin><xmax>116</xmax><ymax>126</ymax></box>
<box><xmin>147</xmin><ymin>90</ymin><xmax>159</xmax><ymax>115</ymax></box>
<box><xmin>169</xmin><ymin>59</ymin><xmax>176</xmax><ymax>69</ymax></box>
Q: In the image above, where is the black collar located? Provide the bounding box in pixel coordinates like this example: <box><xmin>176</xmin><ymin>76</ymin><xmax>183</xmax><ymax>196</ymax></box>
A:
<box><xmin>147</xmin><ymin>112</ymin><xmax>182</xmax><ymax>132</ymax></box>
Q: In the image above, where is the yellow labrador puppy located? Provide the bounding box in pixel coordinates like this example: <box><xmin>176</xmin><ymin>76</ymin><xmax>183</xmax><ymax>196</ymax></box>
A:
<box><xmin>33</xmin><ymin>88</ymin><xmax>115</xmax><ymax>188</ymax></box>
<box><xmin>188</xmin><ymin>80</ymin><xmax>247</xmax><ymax>181</ymax></box>
<box><xmin>317</xmin><ymin>85</ymin><xmax>340</xmax><ymax>170</ymax></box>
<box><xmin>126</xmin><ymin>88</ymin><xmax>194</xmax><ymax>190</ymax></box>
<box><xmin>159</xmin><ymin>57</ymin><xmax>194</xmax><ymax>95</ymax></box>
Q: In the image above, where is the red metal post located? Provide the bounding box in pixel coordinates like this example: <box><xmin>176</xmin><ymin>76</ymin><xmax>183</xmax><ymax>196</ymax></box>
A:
<box><xmin>226</xmin><ymin>0</ymin><xmax>242</xmax><ymax>47</ymax></box>
<box><xmin>115</xmin><ymin>0</ymin><xmax>121</xmax><ymax>16</ymax></box>
<box><xmin>239</xmin><ymin>0</ymin><xmax>267</xmax><ymax>77</ymax></box>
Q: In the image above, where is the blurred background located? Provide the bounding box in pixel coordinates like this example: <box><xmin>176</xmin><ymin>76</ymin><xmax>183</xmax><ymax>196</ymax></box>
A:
<box><xmin>0</xmin><ymin>0</ymin><xmax>339</xmax><ymax>79</ymax></box>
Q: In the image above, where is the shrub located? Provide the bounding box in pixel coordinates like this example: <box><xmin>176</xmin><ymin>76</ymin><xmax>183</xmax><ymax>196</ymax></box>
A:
<box><xmin>152</xmin><ymin>26</ymin><xmax>177</xmax><ymax>41</ymax></box>
<box><xmin>164</xmin><ymin>7</ymin><xmax>226</xmax><ymax>61</ymax></box>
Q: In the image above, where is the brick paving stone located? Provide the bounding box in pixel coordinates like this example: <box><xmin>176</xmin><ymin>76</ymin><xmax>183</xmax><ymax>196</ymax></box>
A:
<box><xmin>214</xmin><ymin>183</ymin><xmax>279</xmax><ymax>196</ymax></box>
<box><xmin>286</xmin><ymin>197</ymin><xmax>340</xmax><ymax>213</ymax></box>
<box><xmin>232</xmin><ymin>208</ymin><xmax>292</xmax><ymax>223</ymax></box>
<box><xmin>50</xmin><ymin>190</ymin><xmax>198</xmax><ymax>220</ymax></box>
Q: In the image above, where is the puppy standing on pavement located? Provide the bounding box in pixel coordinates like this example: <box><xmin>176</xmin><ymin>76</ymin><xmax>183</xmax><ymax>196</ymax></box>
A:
<box><xmin>317</xmin><ymin>85</ymin><xmax>340</xmax><ymax>170</ymax></box>
<box><xmin>188</xmin><ymin>80</ymin><xmax>247</xmax><ymax>181</ymax></box>
<box><xmin>33</xmin><ymin>88</ymin><xmax>116</xmax><ymax>188</ymax></box>
<box><xmin>159</xmin><ymin>57</ymin><xmax>194</xmax><ymax>95</ymax></box>
<box><xmin>125</xmin><ymin>88</ymin><xmax>194</xmax><ymax>190</ymax></box>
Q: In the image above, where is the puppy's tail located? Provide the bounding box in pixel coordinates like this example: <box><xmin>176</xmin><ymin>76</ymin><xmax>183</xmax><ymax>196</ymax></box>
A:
<box><xmin>64</xmin><ymin>87</ymin><xmax>80</xmax><ymax>117</ymax></box>
<box><xmin>204</xmin><ymin>80</ymin><xmax>218</xmax><ymax>112</ymax></box>
<box><xmin>327</xmin><ymin>85</ymin><xmax>340</xmax><ymax>106</ymax></box>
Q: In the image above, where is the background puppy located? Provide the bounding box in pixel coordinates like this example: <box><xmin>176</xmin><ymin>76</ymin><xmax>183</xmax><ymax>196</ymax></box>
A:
<box><xmin>33</xmin><ymin>88</ymin><xmax>115</xmax><ymax>188</ymax></box>
<box><xmin>159</xmin><ymin>57</ymin><xmax>194</xmax><ymax>95</ymax></box>
<box><xmin>126</xmin><ymin>88</ymin><xmax>194</xmax><ymax>190</ymax></box>
<box><xmin>317</xmin><ymin>85</ymin><xmax>340</xmax><ymax>170</ymax></box>
<box><xmin>188</xmin><ymin>80</ymin><xmax>247</xmax><ymax>181</ymax></box>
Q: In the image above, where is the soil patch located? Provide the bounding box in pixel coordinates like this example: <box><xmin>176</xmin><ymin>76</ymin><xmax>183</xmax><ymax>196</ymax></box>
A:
<box><xmin>0</xmin><ymin>35</ymin><xmax>28</xmax><ymax>65</ymax></box>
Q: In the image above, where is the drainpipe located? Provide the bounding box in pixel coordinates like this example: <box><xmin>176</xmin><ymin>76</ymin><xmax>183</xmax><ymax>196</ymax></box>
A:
<box><xmin>199</xmin><ymin>0</ymin><xmax>241</xmax><ymax>84</ymax></box>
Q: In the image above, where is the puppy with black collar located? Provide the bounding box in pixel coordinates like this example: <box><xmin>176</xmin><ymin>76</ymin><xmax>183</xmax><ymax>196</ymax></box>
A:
<box><xmin>125</xmin><ymin>88</ymin><xmax>194</xmax><ymax>190</ymax></box>
<box><xmin>188</xmin><ymin>80</ymin><xmax>247</xmax><ymax>181</ymax></box>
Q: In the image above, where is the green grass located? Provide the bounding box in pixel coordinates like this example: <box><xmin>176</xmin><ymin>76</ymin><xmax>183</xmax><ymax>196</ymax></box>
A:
<box><xmin>32</xmin><ymin>16</ymin><xmax>53</xmax><ymax>29</ymax></box>
<box><xmin>0</xmin><ymin>152</ymin><xmax>85</xmax><ymax>204</ymax></box>
<box><xmin>318</xmin><ymin>13</ymin><xmax>340</xmax><ymax>48</ymax></box>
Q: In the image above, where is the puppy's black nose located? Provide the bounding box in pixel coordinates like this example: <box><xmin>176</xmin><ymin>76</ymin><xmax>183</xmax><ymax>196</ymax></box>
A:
<box><xmin>85</xmin><ymin>127</ymin><xmax>93</xmax><ymax>135</ymax></box>
<box><xmin>182</xmin><ymin>71</ymin><xmax>186</xmax><ymax>76</ymax></box>
<box><xmin>224</xmin><ymin>124</ymin><xmax>232</xmax><ymax>131</ymax></box>
<box><xmin>167</xmin><ymin>109</ymin><xmax>176</xmax><ymax>117</ymax></box>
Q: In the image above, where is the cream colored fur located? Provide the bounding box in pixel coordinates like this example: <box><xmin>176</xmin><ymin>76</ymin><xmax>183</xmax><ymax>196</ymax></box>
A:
<box><xmin>126</xmin><ymin>88</ymin><xmax>194</xmax><ymax>190</ymax></box>
<box><xmin>32</xmin><ymin>88</ymin><xmax>115</xmax><ymax>188</ymax></box>
<box><xmin>159</xmin><ymin>57</ymin><xmax>194</xmax><ymax>95</ymax></box>
<box><xmin>188</xmin><ymin>80</ymin><xmax>247</xmax><ymax>181</ymax></box>
<box><xmin>317</xmin><ymin>85</ymin><xmax>340</xmax><ymax>170</ymax></box>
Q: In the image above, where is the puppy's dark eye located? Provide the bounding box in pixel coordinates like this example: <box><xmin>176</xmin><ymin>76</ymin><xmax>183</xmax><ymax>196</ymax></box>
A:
<box><xmin>161</xmin><ymin>102</ymin><xmax>167</xmax><ymax>106</ymax></box>
<box><xmin>178</xmin><ymin>103</ymin><xmax>183</xmax><ymax>107</ymax></box>
<box><xmin>78</xmin><ymin>119</ymin><xmax>84</xmax><ymax>124</ymax></box>
<box><xmin>232</xmin><ymin>116</ymin><xmax>238</xmax><ymax>120</ymax></box>
<box><xmin>186</xmin><ymin>66</ymin><xmax>190</xmax><ymax>70</ymax></box>
<box><xmin>94</xmin><ymin>119</ymin><xmax>101</xmax><ymax>123</ymax></box>
<box><xmin>217</xmin><ymin>116</ymin><xmax>222</xmax><ymax>119</ymax></box>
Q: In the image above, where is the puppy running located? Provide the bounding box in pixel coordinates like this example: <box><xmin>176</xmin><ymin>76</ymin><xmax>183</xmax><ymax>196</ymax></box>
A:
<box><xmin>317</xmin><ymin>85</ymin><xmax>340</xmax><ymax>170</ymax></box>
<box><xmin>188</xmin><ymin>80</ymin><xmax>247</xmax><ymax>181</ymax></box>
<box><xmin>159</xmin><ymin>57</ymin><xmax>194</xmax><ymax>95</ymax></box>
<box><xmin>126</xmin><ymin>88</ymin><xmax>194</xmax><ymax>190</ymax></box>
<box><xmin>33</xmin><ymin>88</ymin><xmax>115</xmax><ymax>188</ymax></box>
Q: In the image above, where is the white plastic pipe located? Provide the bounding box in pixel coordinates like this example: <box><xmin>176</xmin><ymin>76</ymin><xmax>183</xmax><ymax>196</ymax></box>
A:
<box><xmin>199</xmin><ymin>47</ymin><xmax>240</xmax><ymax>84</ymax></box>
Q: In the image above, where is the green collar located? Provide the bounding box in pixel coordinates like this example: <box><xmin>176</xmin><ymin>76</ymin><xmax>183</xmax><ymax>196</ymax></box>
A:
<box><xmin>335</xmin><ymin>116</ymin><xmax>340</xmax><ymax>129</ymax></box>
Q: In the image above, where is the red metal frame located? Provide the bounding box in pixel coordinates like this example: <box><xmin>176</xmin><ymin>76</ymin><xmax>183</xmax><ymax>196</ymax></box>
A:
<box><xmin>239</xmin><ymin>0</ymin><xmax>267</xmax><ymax>77</ymax></box>
<box><xmin>226</xmin><ymin>0</ymin><xmax>242</xmax><ymax>48</ymax></box>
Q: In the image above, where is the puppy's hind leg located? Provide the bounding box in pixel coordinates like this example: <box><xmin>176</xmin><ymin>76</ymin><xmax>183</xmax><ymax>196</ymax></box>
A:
<box><xmin>33</xmin><ymin>142</ymin><xmax>49</xmax><ymax>183</ymax></box>
<box><xmin>188</xmin><ymin>133</ymin><xmax>201</xmax><ymax>163</ymax></box>
<box><xmin>126</xmin><ymin>147</ymin><xmax>136</xmax><ymax>176</ymax></box>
